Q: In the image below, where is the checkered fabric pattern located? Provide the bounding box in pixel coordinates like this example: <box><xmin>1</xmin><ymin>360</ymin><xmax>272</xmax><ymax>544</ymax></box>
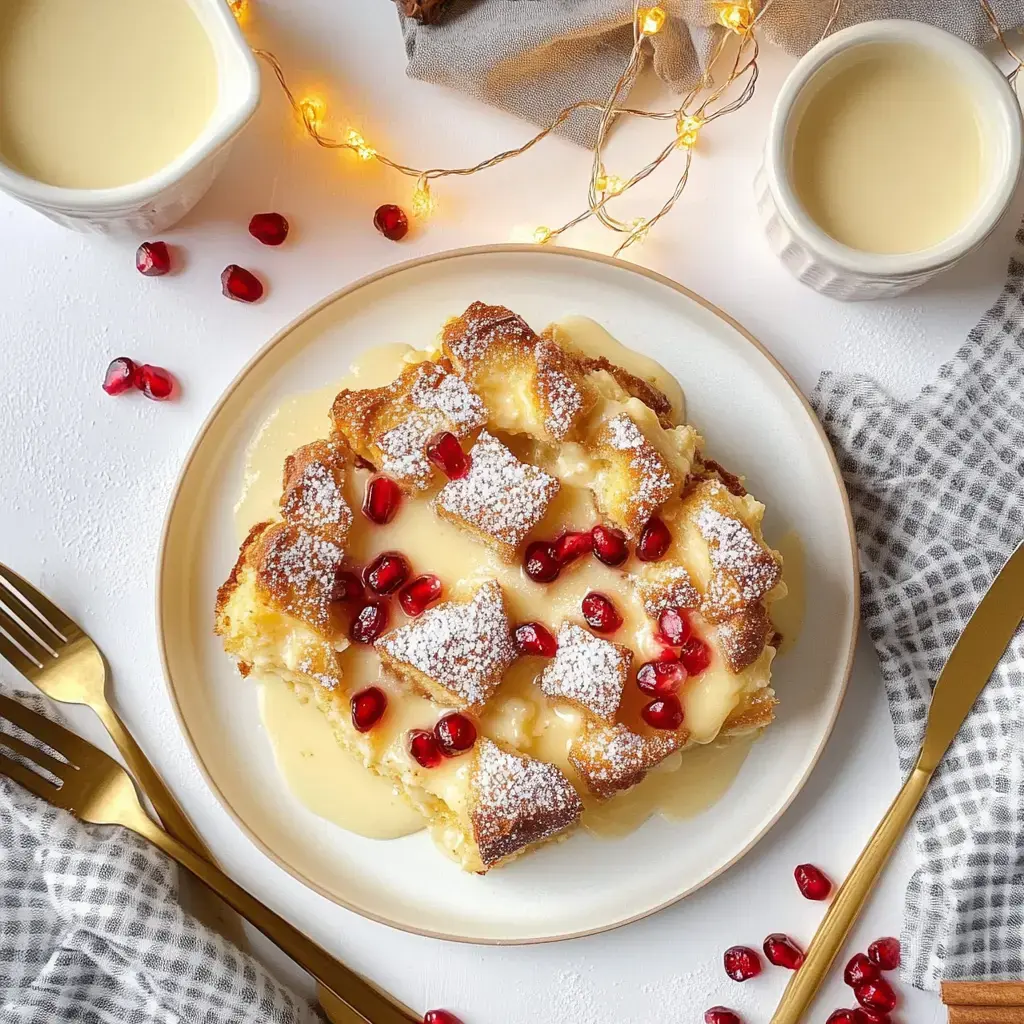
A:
<box><xmin>0</xmin><ymin>686</ymin><xmax>321</xmax><ymax>1024</ymax></box>
<box><xmin>812</xmin><ymin>222</ymin><xmax>1024</xmax><ymax>990</ymax></box>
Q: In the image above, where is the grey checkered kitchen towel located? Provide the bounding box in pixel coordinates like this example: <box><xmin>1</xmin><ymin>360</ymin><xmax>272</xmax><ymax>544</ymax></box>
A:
<box><xmin>811</xmin><ymin>222</ymin><xmax>1024</xmax><ymax>989</ymax></box>
<box><xmin>0</xmin><ymin>685</ymin><xmax>320</xmax><ymax>1024</ymax></box>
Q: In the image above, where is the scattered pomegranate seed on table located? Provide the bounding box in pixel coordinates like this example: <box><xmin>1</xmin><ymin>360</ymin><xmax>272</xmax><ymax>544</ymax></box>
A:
<box><xmin>373</xmin><ymin>204</ymin><xmax>409</xmax><ymax>241</ymax></box>
<box><xmin>349</xmin><ymin>601</ymin><xmax>389</xmax><ymax>644</ymax></box>
<box><xmin>434</xmin><ymin>712</ymin><xmax>477</xmax><ymax>756</ymax></box>
<box><xmin>248</xmin><ymin>211</ymin><xmax>289</xmax><ymax>246</ymax></box>
<box><xmin>523</xmin><ymin>540</ymin><xmax>560</xmax><ymax>583</ymax></box>
<box><xmin>364</xmin><ymin>552</ymin><xmax>410</xmax><ymax>595</ymax></box>
<box><xmin>102</xmin><ymin>357</ymin><xmax>137</xmax><ymax>395</ymax></box>
<box><xmin>350</xmin><ymin>687</ymin><xmax>387</xmax><ymax>732</ymax></box>
<box><xmin>330</xmin><ymin>570</ymin><xmax>364</xmax><ymax>604</ymax></box>
<box><xmin>763</xmin><ymin>933</ymin><xmax>805</xmax><ymax>970</ymax></box>
<box><xmin>423</xmin><ymin>1011</ymin><xmax>463</xmax><ymax>1024</ymax></box>
<box><xmin>221</xmin><ymin>264</ymin><xmax>264</xmax><ymax>302</ymax></box>
<box><xmin>723</xmin><ymin>945</ymin><xmax>762</xmax><ymax>982</ymax></box>
<box><xmin>136</xmin><ymin>364</ymin><xmax>176</xmax><ymax>401</ymax></box>
<box><xmin>794</xmin><ymin>862</ymin><xmax>833</xmax><ymax>901</ymax></box>
<box><xmin>704</xmin><ymin>1008</ymin><xmax>742</xmax><ymax>1024</ymax></box>
<box><xmin>854</xmin><ymin>1008</ymin><xmax>891</xmax><ymax>1024</ymax></box>
<box><xmin>854</xmin><ymin>978</ymin><xmax>896</xmax><ymax>1014</ymax></box>
<box><xmin>641</xmin><ymin>694</ymin><xmax>684</xmax><ymax>730</ymax></box>
<box><xmin>867</xmin><ymin>936</ymin><xmax>901</xmax><ymax>971</ymax></box>
<box><xmin>426</xmin><ymin>431</ymin><xmax>470</xmax><ymax>479</ymax></box>
<box><xmin>362</xmin><ymin>475</ymin><xmax>402</xmax><ymax>524</ymax></box>
<box><xmin>844</xmin><ymin>952</ymin><xmax>879</xmax><ymax>988</ymax></box>
<box><xmin>679</xmin><ymin>635</ymin><xmax>712</xmax><ymax>675</ymax></box>
<box><xmin>514</xmin><ymin>622</ymin><xmax>558</xmax><ymax>658</ymax></box>
<box><xmin>657</xmin><ymin>607</ymin><xmax>691</xmax><ymax>646</ymax></box>
<box><xmin>635</xmin><ymin>658</ymin><xmax>686</xmax><ymax>696</ymax></box>
<box><xmin>399</xmin><ymin>574</ymin><xmax>442</xmax><ymax>616</ymax></box>
<box><xmin>825</xmin><ymin>1011</ymin><xmax>859</xmax><ymax>1024</ymax></box>
<box><xmin>637</xmin><ymin>515</ymin><xmax>671</xmax><ymax>561</ymax></box>
<box><xmin>553</xmin><ymin>530</ymin><xmax>593</xmax><ymax>565</ymax></box>
<box><xmin>409</xmin><ymin>728</ymin><xmax>443</xmax><ymax>768</ymax></box>
<box><xmin>581</xmin><ymin>592</ymin><xmax>622</xmax><ymax>633</ymax></box>
<box><xmin>590</xmin><ymin>524</ymin><xmax>629</xmax><ymax>566</ymax></box>
<box><xmin>135</xmin><ymin>240</ymin><xmax>171</xmax><ymax>276</ymax></box>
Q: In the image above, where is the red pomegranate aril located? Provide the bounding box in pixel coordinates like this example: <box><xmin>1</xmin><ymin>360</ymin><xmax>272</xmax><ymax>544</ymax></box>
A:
<box><xmin>102</xmin><ymin>357</ymin><xmax>137</xmax><ymax>395</ymax></box>
<box><xmin>350</xmin><ymin>687</ymin><xmax>387</xmax><ymax>732</ymax></box>
<box><xmin>426</xmin><ymin>431</ymin><xmax>470</xmax><ymax>480</ymax></box>
<box><xmin>136</xmin><ymin>364</ymin><xmax>175</xmax><ymax>401</ymax></box>
<box><xmin>435</xmin><ymin>712</ymin><xmax>477</xmax><ymax>756</ymax></box>
<box><xmin>636</xmin><ymin>658</ymin><xmax>686</xmax><ymax>696</ymax></box>
<box><xmin>582</xmin><ymin>592</ymin><xmax>622</xmax><ymax>633</ymax></box>
<box><xmin>349</xmin><ymin>601</ymin><xmax>389</xmax><ymax>644</ymax></box>
<box><xmin>763</xmin><ymin>933</ymin><xmax>805</xmax><ymax>970</ymax></box>
<box><xmin>825</xmin><ymin>1012</ymin><xmax>859</xmax><ymax>1024</ymax></box>
<box><xmin>514</xmin><ymin>622</ymin><xmax>558</xmax><ymax>658</ymax></box>
<box><xmin>135</xmin><ymin>240</ymin><xmax>171</xmax><ymax>276</ymax></box>
<box><xmin>423</xmin><ymin>1012</ymin><xmax>463</xmax><ymax>1024</ymax></box>
<box><xmin>399</xmin><ymin>574</ymin><xmax>442</xmax><ymax>616</ymax></box>
<box><xmin>867</xmin><ymin>937</ymin><xmax>901</xmax><ymax>972</ymax></box>
<box><xmin>221</xmin><ymin>264</ymin><xmax>264</xmax><ymax>302</ymax></box>
<box><xmin>249</xmin><ymin>212</ymin><xmax>289</xmax><ymax>246</ymax></box>
<box><xmin>591</xmin><ymin>524</ymin><xmax>629</xmax><ymax>566</ymax></box>
<box><xmin>680</xmin><ymin>635</ymin><xmax>712</xmax><ymax>676</ymax></box>
<box><xmin>723</xmin><ymin>945</ymin><xmax>762</xmax><ymax>982</ymax></box>
<box><xmin>374</xmin><ymin>204</ymin><xmax>409</xmax><ymax>241</ymax></box>
<box><xmin>409</xmin><ymin>728</ymin><xmax>443</xmax><ymax>768</ymax></box>
<box><xmin>331</xmin><ymin>570</ymin><xmax>365</xmax><ymax>604</ymax></box>
<box><xmin>642</xmin><ymin>694</ymin><xmax>684</xmax><ymax>731</ymax></box>
<box><xmin>844</xmin><ymin>952</ymin><xmax>879</xmax><ymax>988</ymax></box>
<box><xmin>363</xmin><ymin>475</ymin><xmax>402</xmax><ymax>524</ymax></box>
<box><xmin>554</xmin><ymin>531</ymin><xmax>593</xmax><ymax>565</ymax></box>
<box><xmin>854</xmin><ymin>1009</ymin><xmax>891</xmax><ymax>1024</ymax></box>
<box><xmin>637</xmin><ymin>515</ymin><xmax>671</xmax><ymax>561</ymax></box>
<box><xmin>704</xmin><ymin>1008</ymin><xmax>742</xmax><ymax>1024</ymax></box>
<box><xmin>524</xmin><ymin>541</ymin><xmax>560</xmax><ymax>583</ymax></box>
<box><xmin>795</xmin><ymin>863</ymin><xmax>833</xmax><ymax>901</ymax></box>
<box><xmin>657</xmin><ymin>607</ymin><xmax>692</xmax><ymax>646</ymax></box>
<box><xmin>364</xmin><ymin>552</ymin><xmax>410</xmax><ymax>595</ymax></box>
<box><xmin>854</xmin><ymin>979</ymin><xmax>896</xmax><ymax>1014</ymax></box>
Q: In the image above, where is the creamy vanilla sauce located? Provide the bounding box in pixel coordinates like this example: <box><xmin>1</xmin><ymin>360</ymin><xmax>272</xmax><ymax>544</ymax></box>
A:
<box><xmin>241</xmin><ymin>319</ymin><xmax>758</xmax><ymax>840</ymax></box>
<box><xmin>791</xmin><ymin>44</ymin><xmax>982</xmax><ymax>254</ymax></box>
<box><xmin>0</xmin><ymin>0</ymin><xmax>218</xmax><ymax>189</ymax></box>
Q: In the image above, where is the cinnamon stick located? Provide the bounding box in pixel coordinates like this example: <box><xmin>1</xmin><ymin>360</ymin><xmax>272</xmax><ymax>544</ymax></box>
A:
<box><xmin>947</xmin><ymin>1007</ymin><xmax>1024</xmax><ymax>1023</ymax></box>
<box><xmin>943</xmin><ymin>982</ymin><xmax>1024</xmax><ymax>1007</ymax></box>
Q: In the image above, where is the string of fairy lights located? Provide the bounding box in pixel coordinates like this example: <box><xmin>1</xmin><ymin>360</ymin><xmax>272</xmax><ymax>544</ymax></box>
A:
<box><xmin>227</xmin><ymin>0</ymin><xmax>1023</xmax><ymax>255</ymax></box>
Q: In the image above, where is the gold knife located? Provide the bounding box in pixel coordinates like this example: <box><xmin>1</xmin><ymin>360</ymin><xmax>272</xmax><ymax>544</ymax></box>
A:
<box><xmin>771</xmin><ymin>538</ymin><xmax>1024</xmax><ymax>1024</ymax></box>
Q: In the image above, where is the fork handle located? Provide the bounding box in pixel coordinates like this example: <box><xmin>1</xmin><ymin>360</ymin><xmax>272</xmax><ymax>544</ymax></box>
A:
<box><xmin>130</xmin><ymin>813</ymin><xmax>417</xmax><ymax>1024</ymax></box>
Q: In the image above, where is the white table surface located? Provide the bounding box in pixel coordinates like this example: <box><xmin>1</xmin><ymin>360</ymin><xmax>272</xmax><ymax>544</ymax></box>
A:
<box><xmin>2</xmin><ymin>3</ymin><xmax>1022</xmax><ymax>1022</ymax></box>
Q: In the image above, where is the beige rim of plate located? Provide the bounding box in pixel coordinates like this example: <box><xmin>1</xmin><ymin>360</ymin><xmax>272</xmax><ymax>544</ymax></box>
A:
<box><xmin>156</xmin><ymin>243</ymin><xmax>859</xmax><ymax>944</ymax></box>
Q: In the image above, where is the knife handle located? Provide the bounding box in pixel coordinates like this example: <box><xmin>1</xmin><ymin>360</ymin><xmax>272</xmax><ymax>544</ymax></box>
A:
<box><xmin>770</xmin><ymin>762</ymin><xmax>933</xmax><ymax>1024</ymax></box>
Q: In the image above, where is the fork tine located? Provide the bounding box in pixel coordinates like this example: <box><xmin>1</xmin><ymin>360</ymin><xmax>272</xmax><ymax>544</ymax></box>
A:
<box><xmin>0</xmin><ymin>631</ymin><xmax>42</xmax><ymax>677</ymax></box>
<box><xmin>0</xmin><ymin>586</ymin><xmax>65</xmax><ymax>652</ymax></box>
<box><xmin>0</xmin><ymin>564</ymin><xmax>75</xmax><ymax>641</ymax></box>
<box><xmin>0</xmin><ymin>729</ymin><xmax>72</xmax><ymax>781</ymax></box>
<box><xmin>0</xmin><ymin>749</ymin><xmax>61</xmax><ymax>801</ymax></box>
<box><xmin>0</xmin><ymin>693</ymin><xmax>89</xmax><ymax>767</ymax></box>
<box><xmin>0</xmin><ymin>604</ymin><xmax>56</xmax><ymax>666</ymax></box>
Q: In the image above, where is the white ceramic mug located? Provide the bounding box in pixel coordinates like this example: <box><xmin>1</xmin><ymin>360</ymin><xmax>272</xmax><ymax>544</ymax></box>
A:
<box><xmin>0</xmin><ymin>0</ymin><xmax>260</xmax><ymax>235</ymax></box>
<box><xmin>756</xmin><ymin>20</ymin><xmax>1023</xmax><ymax>301</ymax></box>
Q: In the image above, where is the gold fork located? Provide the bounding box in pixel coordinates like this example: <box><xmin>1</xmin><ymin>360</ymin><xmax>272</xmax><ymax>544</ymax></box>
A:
<box><xmin>0</xmin><ymin>691</ymin><xmax>417</xmax><ymax>1024</ymax></box>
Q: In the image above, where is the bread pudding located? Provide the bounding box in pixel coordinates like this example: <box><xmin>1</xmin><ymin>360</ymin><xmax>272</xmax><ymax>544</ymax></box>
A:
<box><xmin>215</xmin><ymin>302</ymin><xmax>786</xmax><ymax>873</ymax></box>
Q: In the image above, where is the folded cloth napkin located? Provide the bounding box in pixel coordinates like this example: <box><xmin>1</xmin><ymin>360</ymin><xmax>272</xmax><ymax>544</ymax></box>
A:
<box><xmin>0</xmin><ymin>685</ymin><xmax>320</xmax><ymax>1024</ymax></box>
<box><xmin>811</xmin><ymin>222</ymin><xmax>1024</xmax><ymax>989</ymax></box>
<box><xmin>399</xmin><ymin>0</ymin><xmax>1024</xmax><ymax>146</ymax></box>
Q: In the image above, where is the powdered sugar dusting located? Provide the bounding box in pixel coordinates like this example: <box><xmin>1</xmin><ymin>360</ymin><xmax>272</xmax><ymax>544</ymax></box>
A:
<box><xmin>535</xmin><ymin>341</ymin><xmax>585</xmax><ymax>440</ymax></box>
<box><xmin>570</xmin><ymin>721</ymin><xmax>678</xmax><ymax>798</ymax></box>
<box><xmin>410</xmin><ymin>363</ymin><xmax>486</xmax><ymax>432</ymax></box>
<box><xmin>281</xmin><ymin>460</ymin><xmax>352</xmax><ymax>536</ymax></box>
<box><xmin>600</xmin><ymin>413</ymin><xmax>676</xmax><ymax>528</ymax></box>
<box><xmin>634</xmin><ymin>565</ymin><xmax>701</xmax><ymax>616</ymax></box>
<box><xmin>444</xmin><ymin>303</ymin><xmax>535</xmax><ymax>365</ymax></box>
<box><xmin>696</xmin><ymin>507</ymin><xmax>781</xmax><ymax>603</ymax></box>
<box><xmin>540</xmin><ymin>622</ymin><xmax>630</xmax><ymax>722</ymax></box>
<box><xmin>259</xmin><ymin>526</ymin><xmax>344</xmax><ymax>631</ymax></box>
<box><xmin>378</xmin><ymin>409</ymin><xmax>445</xmax><ymax>488</ymax></box>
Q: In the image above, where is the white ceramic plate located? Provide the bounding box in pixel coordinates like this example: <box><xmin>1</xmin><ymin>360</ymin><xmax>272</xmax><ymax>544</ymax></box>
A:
<box><xmin>158</xmin><ymin>245</ymin><xmax>858</xmax><ymax>944</ymax></box>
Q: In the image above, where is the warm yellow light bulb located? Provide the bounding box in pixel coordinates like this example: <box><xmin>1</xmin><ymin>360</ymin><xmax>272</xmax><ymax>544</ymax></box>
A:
<box><xmin>226</xmin><ymin>0</ymin><xmax>247</xmax><ymax>19</ymax></box>
<box><xmin>597</xmin><ymin>173</ymin><xmax>625</xmax><ymax>195</ymax></box>
<box><xmin>298</xmin><ymin>96</ymin><xmax>326</xmax><ymax>133</ymax></box>
<box><xmin>676</xmin><ymin>114</ymin><xmax>704</xmax><ymax>148</ymax></box>
<box><xmin>345</xmin><ymin>128</ymin><xmax>376</xmax><ymax>161</ymax></box>
<box><xmin>411</xmin><ymin>177</ymin><xmax>435</xmax><ymax>218</ymax></box>
<box><xmin>630</xmin><ymin>216</ymin><xmax>650</xmax><ymax>242</ymax></box>
<box><xmin>715</xmin><ymin>1</ymin><xmax>755</xmax><ymax>34</ymax></box>
<box><xmin>638</xmin><ymin>6</ymin><xmax>666</xmax><ymax>35</ymax></box>
<box><xmin>533</xmin><ymin>226</ymin><xmax>553</xmax><ymax>245</ymax></box>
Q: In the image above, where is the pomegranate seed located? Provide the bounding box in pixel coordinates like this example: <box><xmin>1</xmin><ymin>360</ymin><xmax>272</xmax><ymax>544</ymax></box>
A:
<box><xmin>581</xmin><ymin>592</ymin><xmax>622</xmax><ymax>633</ymax></box>
<box><xmin>409</xmin><ymin>728</ymin><xmax>443</xmax><ymax>768</ymax></box>
<box><xmin>591</xmin><ymin>524</ymin><xmax>629</xmax><ymax>566</ymax></box>
<box><xmin>221</xmin><ymin>264</ymin><xmax>264</xmax><ymax>302</ymax></box>
<box><xmin>102</xmin><ymin>357</ymin><xmax>137</xmax><ymax>395</ymax></box>
<box><xmin>524</xmin><ymin>541</ymin><xmax>560</xmax><ymax>583</ymax></box>
<box><xmin>349</xmin><ymin>601</ymin><xmax>389</xmax><ymax>644</ymax></box>
<box><xmin>554</xmin><ymin>531</ymin><xmax>593</xmax><ymax>565</ymax></box>
<box><xmin>423</xmin><ymin>1012</ymin><xmax>463</xmax><ymax>1024</ymax></box>
<box><xmin>657</xmin><ymin>607</ymin><xmax>692</xmax><ymax>646</ymax></box>
<box><xmin>399</xmin><ymin>574</ymin><xmax>442</xmax><ymax>616</ymax></box>
<box><xmin>794</xmin><ymin>863</ymin><xmax>833</xmax><ymax>901</ymax></box>
<box><xmin>637</xmin><ymin>516</ymin><xmax>671</xmax><ymax>561</ymax></box>
<box><xmin>135</xmin><ymin>240</ymin><xmax>171</xmax><ymax>276</ymax></box>
<box><xmin>704</xmin><ymin>1009</ymin><xmax>741</xmax><ymax>1024</ymax></box>
<box><xmin>330</xmin><ymin>570</ymin><xmax>365</xmax><ymax>604</ymax></box>
<box><xmin>723</xmin><ymin>946</ymin><xmax>762</xmax><ymax>982</ymax></box>
<box><xmin>679</xmin><ymin>635</ymin><xmax>712</xmax><ymax>676</ymax></box>
<box><xmin>854</xmin><ymin>979</ymin><xmax>896</xmax><ymax>1014</ymax></box>
<box><xmin>514</xmin><ymin>622</ymin><xmax>558</xmax><ymax>657</ymax></box>
<box><xmin>825</xmin><ymin>1012</ymin><xmax>859</xmax><ymax>1024</ymax></box>
<box><xmin>867</xmin><ymin>937</ymin><xmax>900</xmax><ymax>971</ymax></box>
<box><xmin>363</xmin><ymin>475</ymin><xmax>402</xmax><ymax>524</ymax></box>
<box><xmin>364</xmin><ymin>552</ymin><xmax>410</xmax><ymax>595</ymax></box>
<box><xmin>435</xmin><ymin>712</ymin><xmax>477</xmax><ymax>755</ymax></box>
<box><xmin>763</xmin><ymin>933</ymin><xmax>805</xmax><ymax>970</ymax></box>
<box><xmin>844</xmin><ymin>953</ymin><xmax>879</xmax><ymax>988</ymax></box>
<box><xmin>426</xmin><ymin>431</ymin><xmax>470</xmax><ymax>479</ymax></box>
<box><xmin>374</xmin><ymin>204</ymin><xmax>409</xmax><ymax>241</ymax></box>
<box><xmin>350</xmin><ymin>687</ymin><xmax>387</xmax><ymax>732</ymax></box>
<box><xmin>854</xmin><ymin>1010</ymin><xmax>891</xmax><ymax>1024</ymax></box>
<box><xmin>248</xmin><ymin>212</ymin><xmax>289</xmax><ymax>246</ymax></box>
<box><xmin>636</xmin><ymin>658</ymin><xmax>687</xmax><ymax>696</ymax></box>
<box><xmin>135</xmin><ymin>364</ymin><xmax>175</xmax><ymax>401</ymax></box>
<box><xmin>642</xmin><ymin>695</ymin><xmax>684</xmax><ymax>730</ymax></box>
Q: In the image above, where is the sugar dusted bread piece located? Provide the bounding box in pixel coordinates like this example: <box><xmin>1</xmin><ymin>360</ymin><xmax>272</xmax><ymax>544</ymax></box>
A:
<box><xmin>375</xmin><ymin>579</ymin><xmax>516</xmax><ymax>708</ymax></box>
<box><xmin>433</xmin><ymin>431</ymin><xmax>559</xmax><ymax>561</ymax></box>
<box><xmin>633</xmin><ymin>564</ymin><xmax>701</xmax><ymax>617</ymax></box>
<box><xmin>331</xmin><ymin>360</ymin><xmax>486</xmax><ymax>490</ymax></box>
<box><xmin>280</xmin><ymin>438</ymin><xmax>353</xmax><ymax>546</ymax></box>
<box><xmin>569</xmin><ymin>722</ymin><xmax>683</xmax><ymax>800</ymax></box>
<box><xmin>539</xmin><ymin>623</ymin><xmax>632</xmax><ymax>723</ymax></box>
